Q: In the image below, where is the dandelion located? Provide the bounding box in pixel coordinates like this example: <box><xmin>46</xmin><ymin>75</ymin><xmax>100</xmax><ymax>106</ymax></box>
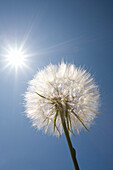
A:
<box><xmin>24</xmin><ymin>62</ymin><xmax>100</xmax><ymax>170</ymax></box>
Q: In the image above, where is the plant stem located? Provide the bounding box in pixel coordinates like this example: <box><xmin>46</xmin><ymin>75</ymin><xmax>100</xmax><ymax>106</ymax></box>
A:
<box><xmin>60</xmin><ymin>111</ymin><xmax>80</xmax><ymax>170</ymax></box>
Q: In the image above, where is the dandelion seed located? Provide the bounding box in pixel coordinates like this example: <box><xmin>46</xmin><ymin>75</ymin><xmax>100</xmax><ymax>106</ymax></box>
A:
<box><xmin>24</xmin><ymin>62</ymin><xmax>100</xmax><ymax>170</ymax></box>
<box><xmin>24</xmin><ymin>62</ymin><xmax>99</xmax><ymax>136</ymax></box>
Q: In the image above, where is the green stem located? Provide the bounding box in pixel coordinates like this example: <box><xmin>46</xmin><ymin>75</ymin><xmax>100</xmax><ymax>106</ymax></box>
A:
<box><xmin>60</xmin><ymin>110</ymin><xmax>80</xmax><ymax>170</ymax></box>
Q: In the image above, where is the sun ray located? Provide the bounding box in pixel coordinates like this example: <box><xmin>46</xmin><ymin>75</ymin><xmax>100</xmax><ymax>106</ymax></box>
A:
<box><xmin>2</xmin><ymin>44</ymin><xmax>32</xmax><ymax>73</ymax></box>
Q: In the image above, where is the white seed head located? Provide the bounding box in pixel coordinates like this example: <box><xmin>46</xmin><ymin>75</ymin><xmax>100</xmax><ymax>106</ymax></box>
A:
<box><xmin>24</xmin><ymin>62</ymin><xmax>100</xmax><ymax>137</ymax></box>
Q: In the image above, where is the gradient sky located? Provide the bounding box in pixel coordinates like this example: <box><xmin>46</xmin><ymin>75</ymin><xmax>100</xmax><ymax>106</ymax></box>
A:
<box><xmin>0</xmin><ymin>0</ymin><xmax>113</xmax><ymax>170</ymax></box>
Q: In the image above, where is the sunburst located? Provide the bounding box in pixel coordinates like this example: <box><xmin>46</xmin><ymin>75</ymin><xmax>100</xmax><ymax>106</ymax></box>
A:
<box><xmin>3</xmin><ymin>44</ymin><xmax>30</xmax><ymax>72</ymax></box>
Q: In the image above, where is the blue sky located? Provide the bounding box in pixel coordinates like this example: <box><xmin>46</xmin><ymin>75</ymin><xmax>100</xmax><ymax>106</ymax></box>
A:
<box><xmin>0</xmin><ymin>0</ymin><xmax>113</xmax><ymax>169</ymax></box>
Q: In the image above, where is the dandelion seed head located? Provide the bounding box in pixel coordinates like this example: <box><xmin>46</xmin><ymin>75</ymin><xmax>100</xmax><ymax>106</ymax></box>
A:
<box><xmin>24</xmin><ymin>62</ymin><xmax>100</xmax><ymax>136</ymax></box>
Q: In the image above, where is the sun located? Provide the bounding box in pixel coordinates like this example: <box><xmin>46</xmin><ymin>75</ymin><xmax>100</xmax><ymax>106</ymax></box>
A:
<box><xmin>7</xmin><ymin>48</ymin><xmax>25</xmax><ymax>67</ymax></box>
<box><xmin>3</xmin><ymin>45</ymin><xmax>29</xmax><ymax>71</ymax></box>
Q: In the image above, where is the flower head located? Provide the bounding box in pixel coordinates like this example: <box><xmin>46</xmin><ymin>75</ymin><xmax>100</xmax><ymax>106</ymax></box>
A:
<box><xmin>24</xmin><ymin>62</ymin><xmax>99</xmax><ymax>136</ymax></box>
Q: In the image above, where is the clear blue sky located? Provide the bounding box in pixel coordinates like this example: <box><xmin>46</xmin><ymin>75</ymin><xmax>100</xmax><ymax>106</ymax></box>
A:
<box><xmin>0</xmin><ymin>0</ymin><xmax>113</xmax><ymax>169</ymax></box>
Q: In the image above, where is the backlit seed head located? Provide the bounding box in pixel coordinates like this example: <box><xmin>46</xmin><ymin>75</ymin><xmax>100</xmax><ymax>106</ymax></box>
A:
<box><xmin>24</xmin><ymin>62</ymin><xmax>100</xmax><ymax>137</ymax></box>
